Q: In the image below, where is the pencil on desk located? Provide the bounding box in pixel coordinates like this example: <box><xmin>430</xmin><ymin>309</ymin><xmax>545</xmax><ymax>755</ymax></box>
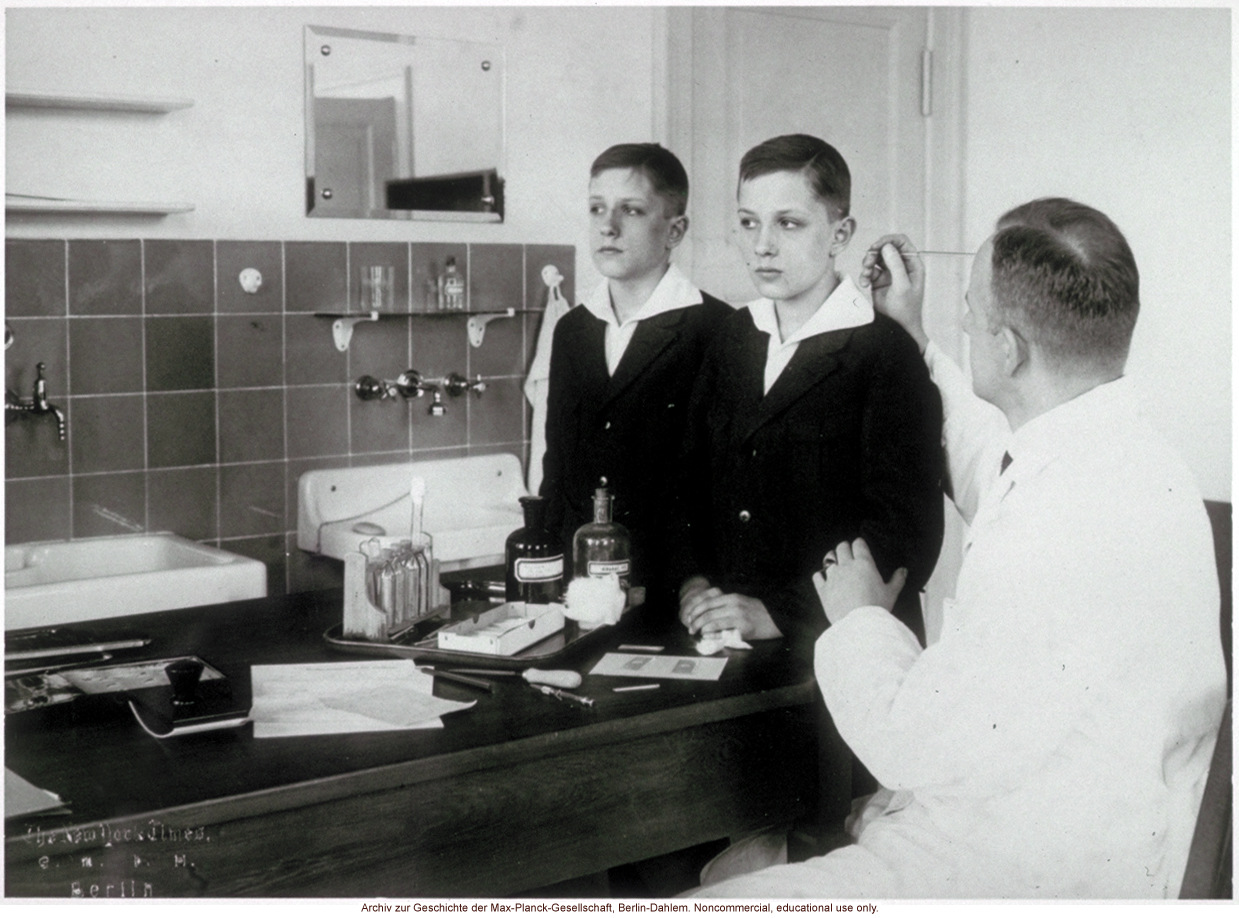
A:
<box><xmin>6</xmin><ymin>638</ymin><xmax>150</xmax><ymax>661</ymax></box>
<box><xmin>613</xmin><ymin>683</ymin><xmax>660</xmax><ymax>692</ymax></box>
<box><xmin>420</xmin><ymin>667</ymin><xmax>494</xmax><ymax>692</ymax></box>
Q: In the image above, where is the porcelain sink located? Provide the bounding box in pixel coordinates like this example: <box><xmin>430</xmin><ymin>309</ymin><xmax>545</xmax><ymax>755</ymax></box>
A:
<box><xmin>297</xmin><ymin>453</ymin><xmax>527</xmax><ymax>571</ymax></box>
<box><xmin>4</xmin><ymin>533</ymin><xmax>268</xmax><ymax>630</ymax></box>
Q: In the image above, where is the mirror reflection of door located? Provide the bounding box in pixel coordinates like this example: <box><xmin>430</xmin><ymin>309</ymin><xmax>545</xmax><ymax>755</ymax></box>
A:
<box><xmin>304</xmin><ymin>25</ymin><xmax>504</xmax><ymax>221</ymax></box>
<box><xmin>313</xmin><ymin>97</ymin><xmax>397</xmax><ymax>216</ymax></box>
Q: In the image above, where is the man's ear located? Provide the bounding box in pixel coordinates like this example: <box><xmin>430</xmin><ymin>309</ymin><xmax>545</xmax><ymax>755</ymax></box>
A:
<box><xmin>667</xmin><ymin>214</ymin><xmax>689</xmax><ymax>249</ymax></box>
<box><xmin>999</xmin><ymin>324</ymin><xmax>1029</xmax><ymax>377</ymax></box>
<box><xmin>830</xmin><ymin>216</ymin><xmax>856</xmax><ymax>257</ymax></box>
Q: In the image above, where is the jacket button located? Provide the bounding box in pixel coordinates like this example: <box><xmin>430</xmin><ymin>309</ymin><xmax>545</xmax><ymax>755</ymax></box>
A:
<box><xmin>738</xmin><ymin>510</ymin><xmax>751</xmax><ymax>523</ymax></box>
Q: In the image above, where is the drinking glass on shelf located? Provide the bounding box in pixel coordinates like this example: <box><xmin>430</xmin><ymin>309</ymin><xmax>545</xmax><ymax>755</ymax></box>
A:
<box><xmin>359</xmin><ymin>264</ymin><xmax>395</xmax><ymax>313</ymax></box>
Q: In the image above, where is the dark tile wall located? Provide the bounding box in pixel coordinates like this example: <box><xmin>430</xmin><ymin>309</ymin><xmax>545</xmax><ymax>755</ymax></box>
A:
<box><xmin>5</xmin><ymin>238</ymin><xmax>575</xmax><ymax>596</ymax></box>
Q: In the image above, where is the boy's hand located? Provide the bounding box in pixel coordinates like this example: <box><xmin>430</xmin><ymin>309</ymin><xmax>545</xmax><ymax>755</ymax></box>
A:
<box><xmin>680</xmin><ymin>588</ymin><xmax>783</xmax><ymax>640</ymax></box>
<box><xmin>814</xmin><ymin>538</ymin><xmax>907</xmax><ymax>626</ymax></box>
<box><xmin>860</xmin><ymin>234</ymin><xmax>929</xmax><ymax>354</ymax></box>
<box><xmin>678</xmin><ymin>575</ymin><xmax>712</xmax><ymax>608</ymax></box>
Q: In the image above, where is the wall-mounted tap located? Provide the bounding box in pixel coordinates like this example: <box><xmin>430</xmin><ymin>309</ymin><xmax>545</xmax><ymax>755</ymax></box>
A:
<box><xmin>355</xmin><ymin>370</ymin><xmax>433</xmax><ymax>402</ymax></box>
<box><xmin>394</xmin><ymin>371</ymin><xmax>430</xmax><ymax>399</ymax></box>
<box><xmin>443</xmin><ymin>373</ymin><xmax>487</xmax><ymax>398</ymax></box>
<box><xmin>353</xmin><ymin>369</ymin><xmax>488</xmax><ymax>415</ymax></box>
<box><xmin>6</xmin><ymin>362</ymin><xmax>67</xmax><ymax>440</ymax></box>
<box><xmin>354</xmin><ymin>375</ymin><xmax>396</xmax><ymax>401</ymax></box>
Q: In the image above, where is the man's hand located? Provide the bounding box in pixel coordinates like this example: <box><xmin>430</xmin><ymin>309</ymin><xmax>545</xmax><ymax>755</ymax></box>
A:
<box><xmin>860</xmin><ymin>234</ymin><xmax>929</xmax><ymax>354</ymax></box>
<box><xmin>814</xmin><ymin>538</ymin><xmax>908</xmax><ymax>626</ymax></box>
<box><xmin>680</xmin><ymin>585</ymin><xmax>783</xmax><ymax>640</ymax></box>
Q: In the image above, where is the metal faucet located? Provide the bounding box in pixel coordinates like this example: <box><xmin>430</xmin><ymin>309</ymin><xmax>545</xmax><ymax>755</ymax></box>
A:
<box><xmin>443</xmin><ymin>373</ymin><xmax>487</xmax><ymax>398</ymax></box>
<box><xmin>355</xmin><ymin>370</ymin><xmax>432</xmax><ymax>402</ymax></box>
<box><xmin>6</xmin><ymin>362</ymin><xmax>67</xmax><ymax>440</ymax></box>
<box><xmin>353</xmin><ymin>370</ymin><xmax>486</xmax><ymax>415</ymax></box>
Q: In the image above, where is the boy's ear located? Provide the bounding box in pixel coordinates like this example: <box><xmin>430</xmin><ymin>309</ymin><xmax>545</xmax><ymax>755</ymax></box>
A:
<box><xmin>667</xmin><ymin>214</ymin><xmax>689</xmax><ymax>249</ymax></box>
<box><xmin>829</xmin><ymin>216</ymin><xmax>856</xmax><ymax>256</ymax></box>
<box><xmin>999</xmin><ymin>323</ymin><xmax>1029</xmax><ymax>377</ymax></box>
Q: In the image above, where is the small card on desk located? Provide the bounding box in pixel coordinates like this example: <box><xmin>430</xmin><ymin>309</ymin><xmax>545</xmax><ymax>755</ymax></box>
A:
<box><xmin>589</xmin><ymin>653</ymin><xmax>727</xmax><ymax>681</ymax></box>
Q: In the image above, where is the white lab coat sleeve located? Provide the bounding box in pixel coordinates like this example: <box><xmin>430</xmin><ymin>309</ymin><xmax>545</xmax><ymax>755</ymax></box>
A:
<box><xmin>924</xmin><ymin>341</ymin><xmax>1009</xmax><ymax>524</ymax></box>
<box><xmin>817</xmin><ymin>609</ymin><xmax>1087</xmax><ymax>795</ymax></box>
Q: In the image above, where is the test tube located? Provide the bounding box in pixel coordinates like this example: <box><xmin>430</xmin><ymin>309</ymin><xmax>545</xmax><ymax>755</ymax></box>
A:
<box><xmin>393</xmin><ymin>540</ymin><xmax>413</xmax><ymax>625</ymax></box>
<box><xmin>378</xmin><ymin>549</ymin><xmax>397</xmax><ymax>625</ymax></box>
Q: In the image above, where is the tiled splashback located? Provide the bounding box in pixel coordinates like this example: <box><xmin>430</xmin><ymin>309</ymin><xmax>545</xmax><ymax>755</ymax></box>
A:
<box><xmin>4</xmin><ymin>239</ymin><xmax>575</xmax><ymax>596</ymax></box>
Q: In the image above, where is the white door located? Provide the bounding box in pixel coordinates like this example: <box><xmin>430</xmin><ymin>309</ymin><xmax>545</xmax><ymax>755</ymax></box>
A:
<box><xmin>665</xmin><ymin>6</ymin><xmax>965</xmax><ymax>640</ymax></box>
<box><xmin>667</xmin><ymin>6</ymin><xmax>937</xmax><ymax>300</ymax></box>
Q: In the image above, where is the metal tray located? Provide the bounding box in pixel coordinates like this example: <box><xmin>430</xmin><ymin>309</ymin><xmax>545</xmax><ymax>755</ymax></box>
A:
<box><xmin>322</xmin><ymin>600</ymin><xmax>619</xmax><ymax>670</ymax></box>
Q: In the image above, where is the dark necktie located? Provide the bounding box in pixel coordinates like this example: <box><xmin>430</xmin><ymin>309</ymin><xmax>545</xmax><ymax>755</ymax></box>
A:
<box><xmin>1000</xmin><ymin>451</ymin><xmax>1013</xmax><ymax>475</ymax></box>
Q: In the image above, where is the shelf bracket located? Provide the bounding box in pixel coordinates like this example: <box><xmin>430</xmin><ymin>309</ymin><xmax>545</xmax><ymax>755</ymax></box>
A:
<box><xmin>466</xmin><ymin>308</ymin><xmax>516</xmax><ymax>348</ymax></box>
<box><xmin>331</xmin><ymin>312</ymin><xmax>379</xmax><ymax>352</ymax></box>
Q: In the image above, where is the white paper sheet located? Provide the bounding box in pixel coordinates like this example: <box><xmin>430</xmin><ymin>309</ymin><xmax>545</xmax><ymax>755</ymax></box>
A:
<box><xmin>250</xmin><ymin>660</ymin><xmax>475</xmax><ymax>737</ymax></box>
<box><xmin>588</xmin><ymin>653</ymin><xmax>728</xmax><ymax>681</ymax></box>
<box><xmin>5</xmin><ymin>768</ymin><xmax>66</xmax><ymax>819</ymax></box>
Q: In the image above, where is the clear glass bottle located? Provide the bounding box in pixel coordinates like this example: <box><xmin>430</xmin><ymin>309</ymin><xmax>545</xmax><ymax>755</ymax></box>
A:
<box><xmin>572</xmin><ymin>487</ymin><xmax>631</xmax><ymax>591</ymax></box>
<box><xmin>505</xmin><ymin>495</ymin><xmax>564</xmax><ymax>604</ymax></box>
<box><xmin>442</xmin><ymin>255</ymin><xmax>465</xmax><ymax>311</ymax></box>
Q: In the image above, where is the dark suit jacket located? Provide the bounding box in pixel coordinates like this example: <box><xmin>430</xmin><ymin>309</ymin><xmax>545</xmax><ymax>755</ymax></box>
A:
<box><xmin>540</xmin><ymin>293</ymin><xmax>734</xmax><ymax>606</ymax></box>
<box><xmin>672</xmin><ymin>306</ymin><xmax>944</xmax><ymax>653</ymax></box>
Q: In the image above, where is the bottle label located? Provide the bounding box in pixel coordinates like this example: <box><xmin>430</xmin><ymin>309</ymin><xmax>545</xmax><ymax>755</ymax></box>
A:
<box><xmin>515</xmin><ymin>555</ymin><xmax>563</xmax><ymax>582</ymax></box>
<box><xmin>587</xmin><ymin>560</ymin><xmax>630</xmax><ymax>577</ymax></box>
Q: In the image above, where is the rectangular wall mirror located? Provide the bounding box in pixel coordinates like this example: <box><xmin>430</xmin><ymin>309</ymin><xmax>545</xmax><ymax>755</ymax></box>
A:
<box><xmin>305</xmin><ymin>25</ymin><xmax>505</xmax><ymax>222</ymax></box>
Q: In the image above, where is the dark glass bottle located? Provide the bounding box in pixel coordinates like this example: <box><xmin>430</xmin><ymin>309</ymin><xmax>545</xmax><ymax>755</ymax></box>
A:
<box><xmin>505</xmin><ymin>495</ymin><xmax>564</xmax><ymax>603</ymax></box>
<box><xmin>571</xmin><ymin>487</ymin><xmax>631</xmax><ymax>592</ymax></box>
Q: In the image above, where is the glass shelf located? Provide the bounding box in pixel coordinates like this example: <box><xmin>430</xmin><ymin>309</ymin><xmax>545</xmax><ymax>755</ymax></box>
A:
<box><xmin>312</xmin><ymin>309</ymin><xmax>536</xmax><ymax>319</ymax></box>
<box><xmin>6</xmin><ymin>196</ymin><xmax>195</xmax><ymax>216</ymax></box>
<box><xmin>7</xmin><ymin>90</ymin><xmax>195</xmax><ymax>216</ymax></box>
<box><xmin>6</xmin><ymin>90</ymin><xmax>194</xmax><ymax>113</ymax></box>
<box><xmin>314</xmin><ymin>308</ymin><xmax>537</xmax><ymax>351</ymax></box>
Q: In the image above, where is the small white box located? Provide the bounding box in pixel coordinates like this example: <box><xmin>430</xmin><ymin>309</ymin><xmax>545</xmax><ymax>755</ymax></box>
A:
<box><xmin>436</xmin><ymin>602</ymin><xmax>566</xmax><ymax>656</ymax></box>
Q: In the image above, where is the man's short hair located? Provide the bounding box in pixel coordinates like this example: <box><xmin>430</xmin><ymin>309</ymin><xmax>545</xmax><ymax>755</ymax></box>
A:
<box><xmin>738</xmin><ymin>134</ymin><xmax>851</xmax><ymax>219</ymax></box>
<box><xmin>590</xmin><ymin>143</ymin><xmax>689</xmax><ymax>217</ymax></box>
<box><xmin>991</xmin><ymin>198</ymin><xmax>1140</xmax><ymax>373</ymax></box>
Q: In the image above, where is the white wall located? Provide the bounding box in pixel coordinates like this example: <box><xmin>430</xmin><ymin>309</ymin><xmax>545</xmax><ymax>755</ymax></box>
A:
<box><xmin>4</xmin><ymin>5</ymin><xmax>664</xmax><ymax>289</ymax></box>
<box><xmin>963</xmin><ymin>7</ymin><xmax>1231</xmax><ymax>501</ymax></box>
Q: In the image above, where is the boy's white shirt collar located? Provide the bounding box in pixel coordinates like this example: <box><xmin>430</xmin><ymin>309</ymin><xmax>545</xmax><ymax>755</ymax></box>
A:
<box><xmin>581</xmin><ymin>263</ymin><xmax>706</xmax><ymax>376</ymax></box>
<box><xmin>581</xmin><ymin>262</ymin><xmax>703</xmax><ymax>328</ymax></box>
<box><xmin>745</xmin><ymin>274</ymin><xmax>872</xmax><ymax>346</ymax></box>
<box><xmin>745</xmin><ymin>275</ymin><xmax>873</xmax><ymax>394</ymax></box>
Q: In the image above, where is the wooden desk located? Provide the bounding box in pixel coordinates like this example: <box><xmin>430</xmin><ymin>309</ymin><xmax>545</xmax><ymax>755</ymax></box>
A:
<box><xmin>5</xmin><ymin>591</ymin><xmax>823</xmax><ymax>898</ymax></box>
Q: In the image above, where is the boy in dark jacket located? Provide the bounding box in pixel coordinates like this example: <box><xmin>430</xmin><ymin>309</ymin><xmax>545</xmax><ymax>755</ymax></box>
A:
<box><xmin>541</xmin><ymin>143</ymin><xmax>732</xmax><ymax>609</ymax></box>
<box><xmin>676</xmin><ymin>134</ymin><xmax>943</xmax><ymax>653</ymax></box>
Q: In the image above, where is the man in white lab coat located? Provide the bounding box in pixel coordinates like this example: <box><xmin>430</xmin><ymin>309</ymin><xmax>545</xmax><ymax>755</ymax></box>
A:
<box><xmin>700</xmin><ymin>198</ymin><xmax>1228</xmax><ymax>898</ymax></box>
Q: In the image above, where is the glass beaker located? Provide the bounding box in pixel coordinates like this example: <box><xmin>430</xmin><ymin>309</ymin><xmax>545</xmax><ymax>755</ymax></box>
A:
<box><xmin>360</xmin><ymin>264</ymin><xmax>395</xmax><ymax>313</ymax></box>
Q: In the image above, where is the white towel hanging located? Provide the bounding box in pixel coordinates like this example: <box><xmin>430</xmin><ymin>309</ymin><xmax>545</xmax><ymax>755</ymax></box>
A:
<box><xmin>524</xmin><ymin>264</ymin><xmax>573</xmax><ymax>494</ymax></box>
